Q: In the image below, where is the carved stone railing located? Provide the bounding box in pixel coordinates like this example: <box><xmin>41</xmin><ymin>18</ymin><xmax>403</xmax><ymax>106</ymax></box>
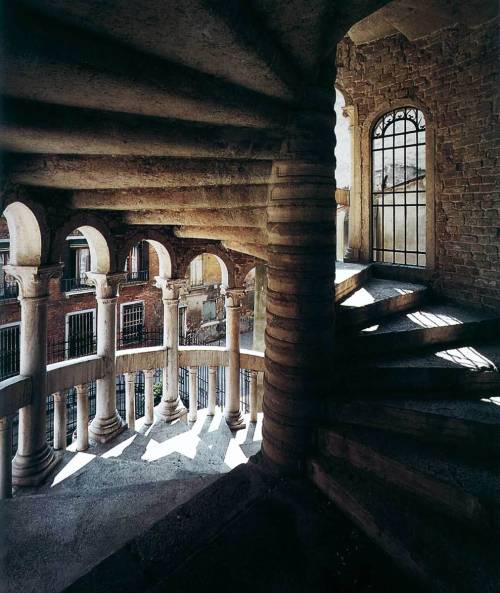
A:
<box><xmin>0</xmin><ymin>342</ymin><xmax>264</xmax><ymax>498</ymax></box>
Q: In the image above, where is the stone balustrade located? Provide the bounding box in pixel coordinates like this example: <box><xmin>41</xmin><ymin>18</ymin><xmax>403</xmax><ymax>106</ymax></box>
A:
<box><xmin>0</xmin><ymin>341</ymin><xmax>264</xmax><ymax>499</ymax></box>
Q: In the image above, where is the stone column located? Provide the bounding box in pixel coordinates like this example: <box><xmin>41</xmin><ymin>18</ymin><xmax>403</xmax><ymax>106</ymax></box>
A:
<box><xmin>4</xmin><ymin>264</ymin><xmax>62</xmax><ymax>486</ymax></box>
<box><xmin>86</xmin><ymin>272</ymin><xmax>126</xmax><ymax>443</ymax></box>
<box><xmin>252</xmin><ymin>264</ymin><xmax>267</xmax><ymax>352</ymax></box>
<box><xmin>249</xmin><ymin>370</ymin><xmax>258</xmax><ymax>423</ymax></box>
<box><xmin>207</xmin><ymin>365</ymin><xmax>217</xmax><ymax>416</ymax></box>
<box><xmin>143</xmin><ymin>369</ymin><xmax>155</xmax><ymax>426</ymax></box>
<box><xmin>344</xmin><ymin>108</ymin><xmax>362</xmax><ymax>262</ymax></box>
<box><xmin>263</xmin><ymin>87</ymin><xmax>336</xmax><ymax>472</ymax></box>
<box><xmin>53</xmin><ymin>391</ymin><xmax>67</xmax><ymax>451</ymax></box>
<box><xmin>124</xmin><ymin>372</ymin><xmax>136</xmax><ymax>431</ymax></box>
<box><xmin>0</xmin><ymin>416</ymin><xmax>13</xmax><ymax>499</ymax></box>
<box><xmin>188</xmin><ymin>366</ymin><xmax>198</xmax><ymax>423</ymax></box>
<box><xmin>155</xmin><ymin>278</ymin><xmax>187</xmax><ymax>422</ymax></box>
<box><xmin>224</xmin><ymin>288</ymin><xmax>245</xmax><ymax>430</ymax></box>
<box><xmin>76</xmin><ymin>383</ymin><xmax>89</xmax><ymax>452</ymax></box>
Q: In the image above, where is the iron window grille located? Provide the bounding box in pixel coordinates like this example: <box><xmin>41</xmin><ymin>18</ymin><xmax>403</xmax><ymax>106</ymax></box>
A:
<box><xmin>0</xmin><ymin>323</ymin><xmax>20</xmax><ymax>381</ymax></box>
<box><xmin>371</xmin><ymin>107</ymin><xmax>426</xmax><ymax>267</ymax></box>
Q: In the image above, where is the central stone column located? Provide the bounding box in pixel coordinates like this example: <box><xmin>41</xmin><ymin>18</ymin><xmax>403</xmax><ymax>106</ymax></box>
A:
<box><xmin>155</xmin><ymin>278</ymin><xmax>187</xmax><ymax>422</ymax></box>
<box><xmin>86</xmin><ymin>272</ymin><xmax>126</xmax><ymax>443</ymax></box>
<box><xmin>4</xmin><ymin>264</ymin><xmax>62</xmax><ymax>485</ymax></box>
<box><xmin>262</xmin><ymin>87</ymin><xmax>336</xmax><ymax>472</ymax></box>
<box><xmin>224</xmin><ymin>288</ymin><xmax>246</xmax><ymax>430</ymax></box>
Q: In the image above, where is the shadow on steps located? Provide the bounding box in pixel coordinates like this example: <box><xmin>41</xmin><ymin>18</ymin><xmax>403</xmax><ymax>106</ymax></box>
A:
<box><xmin>64</xmin><ymin>458</ymin><xmax>423</xmax><ymax>593</ymax></box>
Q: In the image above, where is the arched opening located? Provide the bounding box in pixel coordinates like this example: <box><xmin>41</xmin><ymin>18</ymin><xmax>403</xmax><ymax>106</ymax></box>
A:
<box><xmin>181</xmin><ymin>253</ymin><xmax>227</xmax><ymax>345</ymax></box>
<box><xmin>371</xmin><ymin>107</ymin><xmax>427</xmax><ymax>267</ymax></box>
<box><xmin>119</xmin><ymin>238</ymin><xmax>172</xmax><ymax>348</ymax></box>
<box><xmin>60</xmin><ymin>225</ymin><xmax>110</xmax><ymax>292</ymax></box>
<box><xmin>334</xmin><ymin>88</ymin><xmax>353</xmax><ymax>262</ymax></box>
<box><xmin>0</xmin><ymin>214</ymin><xmax>20</xmax><ymax>383</ymax></box>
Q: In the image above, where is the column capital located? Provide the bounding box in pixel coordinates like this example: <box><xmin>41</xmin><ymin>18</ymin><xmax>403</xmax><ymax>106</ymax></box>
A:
<box><xmin>3</xmin><ymin>264</ymin><xmax>63</xmax><ymax>299</ymax></box>
<box><xmin>224</xmin><ymin>287</ymin><xmax>245</xmax><ymax>308</ymax></box>
<box><xmin>85</xmin><ymin>272</ymin><xmax>126</xmax><ymax>299</ymax></box>
<box><xmin>155</xmin><ymin>276</ymin><xmax>187</xmax><ymax>301</ymax></box>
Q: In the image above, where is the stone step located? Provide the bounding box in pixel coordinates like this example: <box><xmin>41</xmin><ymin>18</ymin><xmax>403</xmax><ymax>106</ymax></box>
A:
<box><xmin>334</xmin><ymin>262</ymin><xmax>372</xmax><ymax>303</ymax></box>
<box><xmin>2</xmin><ymin>476</ymin><xmax>218</xmax><ymax>593</ymax></box>
<box><xmin>318</xmin><ymin>425</ymin><xmax>500</xmax><ymax>529</ymax></box>
<box><xmin>325</xmin><ymin>398</ymin><xmax>500</xmax><ymax>456</ymax></box>
<box><xmin>308</xmin><ymin>456</ymin><xmax>500</xmax><ymax>593</ymax></box>
<box><xmin>338</xmin><ymin>278</ymin><xmax>430</xmax><ymax>330</ymax></box>
<box><xmin>336</xmin><ymin>365</ymin><xmax>500</xmax><ymax>399</ymax></box>
<box><xmin>342</xmin><ymin>303</ymin><xmax>500</xmax><ymax>356</ymax></box>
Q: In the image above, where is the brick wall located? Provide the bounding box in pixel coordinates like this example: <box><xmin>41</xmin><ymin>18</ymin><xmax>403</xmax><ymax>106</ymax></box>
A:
<box><xmin>337</xmin><ymin>19</ymin><xmax>499</xmax><ymax>310</ymax></box>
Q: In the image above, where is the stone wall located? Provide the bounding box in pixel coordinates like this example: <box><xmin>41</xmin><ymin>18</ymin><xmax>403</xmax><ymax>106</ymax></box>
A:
<box><xmin>337</xmin><ymin>19</ymin><xmax>499</xmax><ymax>310</ymax></box>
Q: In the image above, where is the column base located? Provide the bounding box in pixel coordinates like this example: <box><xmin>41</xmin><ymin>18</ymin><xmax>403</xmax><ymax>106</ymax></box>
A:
<box><xmin>343</xmin><ymin>247</ymin><xmax>360</xmax><ymax>263</ymax></box>
<box><xmin>12</xmin><ymin>443</ymin><xmax>58</xmax><ymax>487</ymax></box>
<box><xmin>225</xmin><ymin>410</ymin><xmax>246</xmax><ymax>431</ymax></box>
<box><xmin>89</xmin><ymin>411</ymin><xmax>126</xmax><ymax>444</ymax></box>
<box><xmin>155</xmin><ymin>398</ymin><xmax>187</xmax><ymax>423</ymax></box>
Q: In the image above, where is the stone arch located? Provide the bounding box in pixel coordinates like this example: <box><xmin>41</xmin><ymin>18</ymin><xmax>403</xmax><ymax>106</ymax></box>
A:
<box><xmin>118</xmin><ymin>230</ymin><xmax>175</xmax><ymax>279</ymax></box>
<box><xmin>2</xmin><ymin>201</ymin><xmax>44</xmax><ymax>266</ymax></box>
<box><xmin>52</xmin><ymin>213</ymin><xmax>113</xmax><ymax>274</ymax></box>
<box><xmin>180</xmin><ymin>245</ymin><xmax>235</xmax><ymax>289</ymax></box>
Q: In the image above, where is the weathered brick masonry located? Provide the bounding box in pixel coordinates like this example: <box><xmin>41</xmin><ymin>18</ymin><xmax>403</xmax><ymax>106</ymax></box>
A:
<box><xmin>337</xmin><ymin>19</ymin><xmax>499</xmax><ymax>310</ymax></box>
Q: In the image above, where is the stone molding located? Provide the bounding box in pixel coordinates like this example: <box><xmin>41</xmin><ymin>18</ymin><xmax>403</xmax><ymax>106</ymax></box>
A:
<box><xmin>223</xmin><ymin>287</ymin><xmax>245</xmax><ymax>308</ymax></box>
<box><xmin>3</xmin><ymin>264</ymin><xmax>63</xmax><ymax>299</ymax></box>
<box><xmin>155</xmin><ymin>276</ymin><xmax>187</xmax><ymax>301</ymax></box>
<box><xmin>85</xmin><ymin>272</ymin><xmax>127</xmax><ymax>299</ymax></box>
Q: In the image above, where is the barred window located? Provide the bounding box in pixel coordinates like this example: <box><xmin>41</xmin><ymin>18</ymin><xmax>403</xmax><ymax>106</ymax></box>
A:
<box><xmin>122</xmin><ymin>302</ymin><xmax>145</xmax><ymax>344</ymax></box>
<box><xmin>372</xmin><ymin>107</ymin><xmax>426</xmax><ymax>267</ymax></box>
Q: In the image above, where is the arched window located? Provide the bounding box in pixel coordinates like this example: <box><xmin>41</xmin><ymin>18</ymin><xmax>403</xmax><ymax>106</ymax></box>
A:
<box><xmin>371</xmin><ymin>107</ymin><xmax>426</xmax><ymax>266</ymax></box>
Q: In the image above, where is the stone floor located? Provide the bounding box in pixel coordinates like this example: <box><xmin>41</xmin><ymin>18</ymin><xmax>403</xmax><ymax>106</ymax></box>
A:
<box><xmin>1</xmin><ymin>409</ymin><xmax>263</xmax><ymax>593</ymax></box>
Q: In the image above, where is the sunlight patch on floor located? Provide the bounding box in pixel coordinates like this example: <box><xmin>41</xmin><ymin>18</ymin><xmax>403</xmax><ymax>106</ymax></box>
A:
<box><xmin>102</xmin><ymin>434</ymin><xmax>138</xmax><ymax>458</ymax></box>
<box><xmin>435</xmin><ymin>346</ymin><xmax>497</xmax><ymax>370</ymax></box>
<box><xmin>224</xmin><ymin>438</ymin><xmax>248</xmax><ymax>469</ymax></box>
<box><xmin>51</xmin><ymin>452</ymin><xmax>95</xmax><ymax>487</ymax></box>
<box><xmin>407</xmin><ymin>310</ymin><xmax>463</xmax><ymax>328</ymax></box>
<box><xmin>342</xmin><ymin>288</ymin><xmax>376</xmax><ymax>308</ymax></box>
<box><xmin>141</xmin><ymin>431</ymin><xmax>200</xmax><ymax>461</ymax></box>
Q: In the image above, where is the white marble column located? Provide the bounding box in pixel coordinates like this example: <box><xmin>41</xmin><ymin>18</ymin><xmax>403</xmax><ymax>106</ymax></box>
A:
<box><xmin>188</xmin><ymin>366</ymin><xmax>198</xmax><ymax>423</ymax></box>
<box><xmin>143</xmin><ymin>369</ymin><xmax>155</xmax><ymax>426</ymax></box>
<box><xmin>0</xmin><ymin>416</ymin><xmax>13</xmax><ymax>499</ymax></box>
<box><xmin>249</xmin><ymin>370</ymin><xmax>258</xmax><ymax>423</ymax></box>
<box><xmin>86</xmin><ymin>272</ymin><xmax>126</xmax><ymax>443</ymax></box>
<box><xmin>224</xmin><ymin>288</ymin><xmax>245</xmax><ymax>430</ymax></box>
<box><xmin>53</xmin><ymin>391</ymin><xmax>67</xmax><ymax>451</ymax></box>
<box><xmin>124</xmin><ymin>372</ymin><xmax>136</xmax><ymax>431</ymax></box>
<box><xmin>155</xmin><ymin>278</ymin><xmax>187</xmax><ymax>422</ymax></box>
<box><xmin>76</xmin><ymin>383</ymin><xmax>89</xmax><ymax>452</ymax></box>
<box><xmin>207</xmin><ymin>365</ymin><xmax>217</xmax><ymax>416</ymax></box>
<box><xmin>5</xmin><ymin>264</ymin><xmax>62</xmax><ymax>486</ymax></box>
